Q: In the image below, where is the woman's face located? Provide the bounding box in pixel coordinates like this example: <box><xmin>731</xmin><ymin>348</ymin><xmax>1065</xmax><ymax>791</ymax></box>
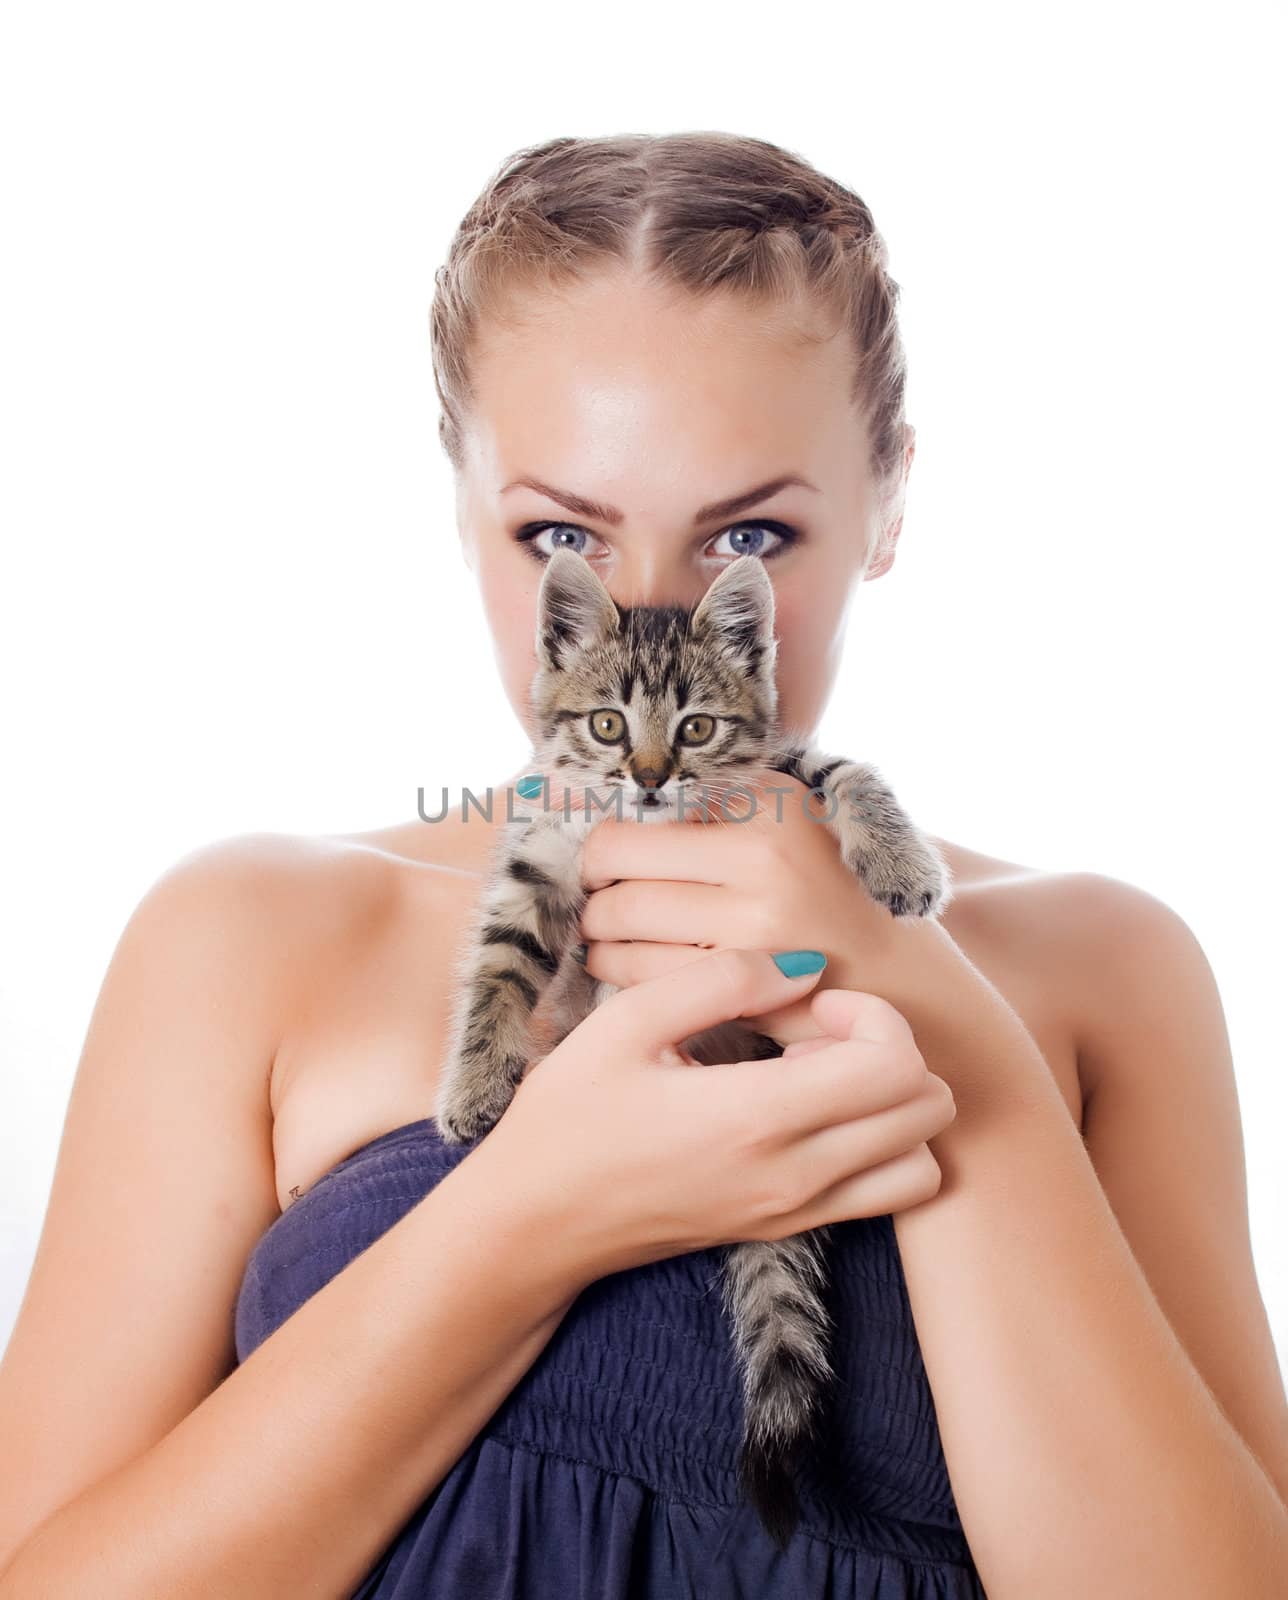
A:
<box><xmin>453</xmin><ymin>266</ymin><xmax>912</xmax><ymax>743</ymax></box>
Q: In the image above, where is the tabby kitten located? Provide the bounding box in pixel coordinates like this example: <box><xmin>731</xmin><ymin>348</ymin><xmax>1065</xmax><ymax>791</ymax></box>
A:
<box><xmin>435</xmin><ymin>547</ymin><xmax>951</xmax><ymax>1549</ymax></box>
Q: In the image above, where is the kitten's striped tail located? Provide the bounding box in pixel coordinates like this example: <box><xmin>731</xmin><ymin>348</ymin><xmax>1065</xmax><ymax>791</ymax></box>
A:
<box><xmin>723</xmin><ymin>1229</ymin><xmax>836</xmax><ymax>1550</ymax></box>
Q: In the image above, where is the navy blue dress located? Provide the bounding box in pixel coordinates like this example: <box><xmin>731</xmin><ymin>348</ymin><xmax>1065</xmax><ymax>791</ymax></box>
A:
<box><xmin>234</xmin><ymin>1117</ymin><xmax>986</xmax><ymax>1598</ymax></box>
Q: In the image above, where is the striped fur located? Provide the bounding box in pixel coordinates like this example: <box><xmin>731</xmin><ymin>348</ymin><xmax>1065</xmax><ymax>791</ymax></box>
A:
<box><xmin>435</xmin><ymin>550</ymin><xmax>952</xmax><ymax>1549</ymax></box>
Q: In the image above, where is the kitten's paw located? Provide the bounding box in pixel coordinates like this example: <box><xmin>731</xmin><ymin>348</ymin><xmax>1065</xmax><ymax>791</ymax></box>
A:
<box><xmin>433</xmin><ymin>1048</ymin><xmax>527</xmax><ymax>1144</ymax></box>
<box><xmin>848</xmin><ymin>836</ymin><xmax>951</xmax><ymax>919</ymax></box>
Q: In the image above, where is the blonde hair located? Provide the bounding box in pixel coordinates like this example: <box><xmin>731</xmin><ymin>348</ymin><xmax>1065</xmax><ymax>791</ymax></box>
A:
<box><xmin>429</xmin><ymin>131</ymin><xmax>910</xmax><ymax>505</ymax></box>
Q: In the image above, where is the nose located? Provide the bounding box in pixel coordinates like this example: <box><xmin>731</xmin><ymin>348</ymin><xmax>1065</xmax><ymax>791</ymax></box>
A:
<box><xmin>605</xmin><ymin>551</ymin><xmax>708</xmax><ymax>613</ymax></box>
<box><xmin>630</xmin><ymin>764</ymin><xmax>670</xmax><ymax>789</ymax></box>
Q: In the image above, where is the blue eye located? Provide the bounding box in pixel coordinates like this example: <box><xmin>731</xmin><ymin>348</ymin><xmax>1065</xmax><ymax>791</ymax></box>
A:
<box><xmin>707</xmin><ymin>522</ymin><xmax>795</xmax><ymax>560</ymax></box>
<box><xmin>515</xmin><ymin>518</ymin><xmax>797</xmax><ymax>565</ymax></box>
<box><xmin>515</xmin><ymin>523</ymin><xmax>607</xmax><ymax>562</ymax></box>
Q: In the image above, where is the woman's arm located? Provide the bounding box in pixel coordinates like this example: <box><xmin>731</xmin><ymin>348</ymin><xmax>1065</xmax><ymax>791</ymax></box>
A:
<box><xmin>888</xmin><ymin>908</ymin><xmax>1288</xmax><ymax>1600</ymax></box>
<box><xmin>0</xmin><ymin>1141</ymin><xmax>585</xmax><ymax>1599</ymax></box>
<box><xmin>0</xmin><ymin>838</ymin><xmax>592</xmax><ymax>1599</ymax></box>
<box><xmin>1073</xmin><ymin>874</ymin><xmax>1288</xmax><ymax>1502</ymax></box>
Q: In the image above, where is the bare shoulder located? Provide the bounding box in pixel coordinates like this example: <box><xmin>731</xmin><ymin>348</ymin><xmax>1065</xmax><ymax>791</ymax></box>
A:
<box><xmin>928</xmin><ymin>845</ymin><xmax>1197</xmax><ymax>1102</ymax></box>
<box><xmin>160</xmin><ymin>827</ymin><xmax>432</xmax><ymax>963</ymax></box>
<box><xmin>136</xmin><ymin>827</ymin><xmax>454</xmax><ymax>1097</ymax></box>
<box><xmin>932</xmin><ymin>838</ymin><xmax>1114</xmax><ymax>979</ymax></box>
<box><xmin>161</xmin><ymin>826</ymin><xmax>400</xmax><ymax>906</ymax></box>
<box><xmin>936</xmin><ymin>840</ymin><xmax>1183</xmax><ymax>968</ymax></box>
<box><xmin>1022</xmin><ymin>868</ymin><xmax>1222</xmax><ymax>1103</ymax></box>
<box><xmin>936</xmin><ymin>838</ymin><xmax>1237</xmax><ymax>1127</ymax></box>
<box><xmin>116</xmin><ymin>828</ymin><xmax>371</xmax><ymax>1062</ymax></box>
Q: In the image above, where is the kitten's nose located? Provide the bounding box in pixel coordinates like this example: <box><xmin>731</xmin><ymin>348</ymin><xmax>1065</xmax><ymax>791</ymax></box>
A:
<box><xmin>630</xmin><ymin>764</ymin><xmax>670</xmax><ymax>789</ymax></box>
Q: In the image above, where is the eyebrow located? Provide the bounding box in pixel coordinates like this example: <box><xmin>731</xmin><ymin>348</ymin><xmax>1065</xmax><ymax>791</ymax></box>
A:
<box><xmin>499</xmin><ymin>473</ymin><xmax>820</xmax><ymax>527</ymax></box>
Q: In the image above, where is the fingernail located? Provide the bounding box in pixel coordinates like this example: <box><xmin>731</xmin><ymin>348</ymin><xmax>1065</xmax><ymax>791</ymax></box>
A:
<box><xmin>571</xmin><ymin>942</ymin><xmax>588</xmax><ymax>965</ymax></box>
<box><xmin>516</xmin><ymin>775</ymin><xmax>544</xmax><ymax>800</ymax></box>
<box><xmin>772</xmin><ymin>949</ymin><xmax>827</xmax><ymax>977</ymax></box>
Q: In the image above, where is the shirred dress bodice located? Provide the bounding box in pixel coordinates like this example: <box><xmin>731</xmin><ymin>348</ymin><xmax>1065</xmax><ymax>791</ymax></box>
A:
<box><xmin>234</xmin><ymin>1117</ymin><xmax>985</xmax><ymax>1599</ymax></box>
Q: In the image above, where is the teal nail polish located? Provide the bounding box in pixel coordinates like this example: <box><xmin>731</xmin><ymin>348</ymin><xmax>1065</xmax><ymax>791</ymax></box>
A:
<box><xmin>516</xmin><ymin>775</ymin><xmax>544</xmax><ymax>800</ymax></box>
<box><xmin>772</xmin><ymin>949</ymin><xmax>827</xmax><ymax>977</ymax></box>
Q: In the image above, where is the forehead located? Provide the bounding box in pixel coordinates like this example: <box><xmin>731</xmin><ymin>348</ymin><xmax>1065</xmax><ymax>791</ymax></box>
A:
<box><xmin>462</xmin><ymin>269</ymin><xmax>863</xmax><ymax>494</ymax></box>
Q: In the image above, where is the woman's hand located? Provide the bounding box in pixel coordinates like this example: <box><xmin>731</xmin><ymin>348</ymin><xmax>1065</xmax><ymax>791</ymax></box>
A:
<box><xmin>480</xmin><ymin>946</ymin><xmax>956</xmax><ymax>1283</ymax></box>
<box><xmin>575</xmin><ymin>773</ymin><xmax>950</xmax><ymax>1046</ymax></box>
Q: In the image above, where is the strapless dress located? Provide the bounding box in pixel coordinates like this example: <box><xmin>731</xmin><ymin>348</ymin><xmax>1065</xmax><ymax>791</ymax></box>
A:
<box><xmin>234</xmin><ymin>1116</ymin><xmax>985</xmax><ymax>1598</ymax></box>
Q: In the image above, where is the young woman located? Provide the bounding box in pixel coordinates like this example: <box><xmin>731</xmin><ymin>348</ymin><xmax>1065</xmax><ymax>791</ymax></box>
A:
<box><xmin>1</xmin><ymin>132</ymin><xmax>1285</xmax><ymax>1598</ymax></box>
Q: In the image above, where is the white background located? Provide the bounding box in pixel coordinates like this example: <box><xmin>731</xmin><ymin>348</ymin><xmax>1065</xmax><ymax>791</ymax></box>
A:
<box><xmin>1</xmin><ymin>0</ymin><xmax>1283</xmax><ymax>1380</ymax></box>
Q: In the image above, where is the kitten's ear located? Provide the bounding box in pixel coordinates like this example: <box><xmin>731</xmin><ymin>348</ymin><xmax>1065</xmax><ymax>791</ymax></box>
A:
<box><xmin>536</xmin><ymin>548</ymin><xmax>620</xmax><ymax>668</ymax></box>
<box><xmin>689</xmin><ymin>555</ymin><xmax>775</xmax><ymax>655</ymax></box>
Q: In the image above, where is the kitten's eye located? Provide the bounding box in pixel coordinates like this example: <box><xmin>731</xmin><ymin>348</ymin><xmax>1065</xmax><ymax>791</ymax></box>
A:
<box><xmin>515</xmin><ymin>523</ymin><xmax>609</xmax><ymax>563</ymax></box>
<box><xmin>677</xmin><ymin>714</ymin><xmax>716</xmax><ymax>746</ymax></box>
<box><xmin>705</xmin><ymin>521</ymin><xmax>795</xmax><ymax>561</ymax></box>
<box><xmin>588</xmin><ymin>708</ymin><xmax>626</xmax><ymax>744</ymax></box>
